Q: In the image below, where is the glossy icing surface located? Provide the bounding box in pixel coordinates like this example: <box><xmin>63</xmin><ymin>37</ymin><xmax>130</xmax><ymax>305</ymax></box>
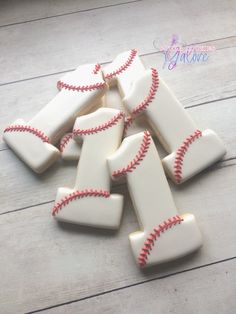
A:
<box><xmin>3</xmin><ymin>64</ymin><xmax>107</xmax><ymax>173</ymax></box>
<box><xmin>104</xmin><ymin>86</ymin><xmax>153</xmax><ymax>138</ymax></box>
<box><xmin>107</xmin><ymin>131</ymin><xmax>202</xmax><ymax>267</ymax></box>
<box><xmin>103</xmin><ymin>49</ymin><xmax>145</xmax><ymax>97</ymax></box>
<box><xmin>124</xmin><ymin>68</ymin><xmax>226</xmax><ymax>183</ymax></box>
<box><xmin>60</xmin><ymin>50</ymin><xmax>147</xmax><ymax>160</ymax></box>
<box><xmin>53</xmin><ymin>108</ymin><xmax>125</xmax><ymax>229</ymax></box>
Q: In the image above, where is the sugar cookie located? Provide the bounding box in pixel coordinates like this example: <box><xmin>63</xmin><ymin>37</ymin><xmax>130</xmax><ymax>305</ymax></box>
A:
<box><xmin>104</xmin><ymin>86</ymin><xmax>153</xmax><ymax>138</ymax></box>
<box><xmin>52</xmin><ymin>108</ymin><xmax>124</xmax><ymax>229</ymax></box>
<box><xmin>59</xmin><ymin>49</ymin><xmax>152</xmax><ymax>158</ymax></box>
<box><xmin>3</xmin><ymin>64</ymin><xmax>106</xmax><ymax>173</ymax></box>
<box><xmin>107</xmin><ymin>131</ymin><xmax>202</xmax><ymax>267</ymax></box>
<box><xmin>103</xmin><ymin>49</ymin><xmax>145</xmax><ymax>97</ymax></box>
<box><xmin>124</xmin><ymin>68</ymin><xmax>226</xmax><ymax>184</ymax></box>
<box><xmin>59</xmin><ymin>132</ymin><xmax>82</xmax><ymax>160</ymax></box>
<box><xmin>60</xmin><ymin>79</ymin><xmax>152</xmax><ymax>161</ymax></box>
<box><xmin>103</xmin><ymin>49</ymin><xmax>153</xmax><ymax>137</ymax></box>
<box><xmin>59</xmin><ymin>97</ymin><xmax>104</xmax><ymax>160</ymax></box>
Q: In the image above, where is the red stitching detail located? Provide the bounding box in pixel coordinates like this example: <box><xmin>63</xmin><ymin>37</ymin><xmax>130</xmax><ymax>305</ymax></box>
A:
<box><xmin>112</xmin><ymin>130</ymin><xmax>151</xmax><ymax>178</ymax></box>
<box><xmin>59</xmin><ymin>132</ymin><xmax>74</xmax><ymax>153</ymax></box>
<box><xmin>3</xmin><ymin>125</ymin><xmax>50</xmax><ymax>143</ymax></box>
<box><xmin>138</xmin><ymin>215</ymin><xmax>184</xmax><ymax>267</ymax></box>
<box><xmin>174</xmin><ymin>129</ymin><xmax>202</xmax><ymax>183</ymax></box>
<box><xmin>131</xmin><ymin>68</ymin><xmax>159</xmax><ymax>116</ymax></box>
<box><xmin>52</xmin><ymin>189</ymin><xmax>110</xmax><ymax>216</ymax></box>
<box><xmin>73</xmin><ymin>111</ymin><xmax>124</xmax><ymax>136</ymax></box>
<box><xmin>60</xmin><ymin>112</ymin><xmax>124</xmax><ymax>152</ymax></box>
<box><xmin>104</xmin><ymin>49</ymin><xmax>137</xmax><ymax>79</ymax></box>
<box><xmin>124</xmin><ymin>116</ymin><xmax>134</xmax><ymax>135</ymax></box>
<box><xmin>93</xmin><ymin>63</ymin><xmax>101</xmax><ymax>74</ymax></box>
<box><xmin>57</xmin><ymin>80</ymin><xmax>106</xmax><ymax>92</ymax></box>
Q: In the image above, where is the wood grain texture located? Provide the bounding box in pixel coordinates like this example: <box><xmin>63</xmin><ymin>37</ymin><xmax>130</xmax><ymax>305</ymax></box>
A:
<box><xmin>43</xmin><ymin>259</ymin><xmax>236</xmax><ymax>314</ymax></box>
<box><xmin>0</xmin><ymin>0</ymin><xmax>236</xmax><ymax>84</ymax></box>
<box><xmin>0</xmin><ymin>98</ymin><xmax>234</xmax><ymax>215</ymax></box>
<box><xmin>0</xmin><ymin>161</ymin><xmax>236</xmax><ymax>313</ymax></box>
<box><xmin>1</xmin><ymin>41</ymin><xmax>236</xmax><ymax>150</ymax></box>
<box><xmin>0</xmin><ymin>0</ymin><xmax>141</xmax><ymax>27</ymax></box>
<box><xmin>0</xmin><ymin>0</ymin><xmax>236</xmax><ymax>313</ymax></box>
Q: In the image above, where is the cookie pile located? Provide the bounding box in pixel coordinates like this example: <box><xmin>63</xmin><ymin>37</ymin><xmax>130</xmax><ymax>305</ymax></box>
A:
<box><xmin>3</xmin><ymin>50</ymin><xmax>226</xmax><ymax>267</ymax></box>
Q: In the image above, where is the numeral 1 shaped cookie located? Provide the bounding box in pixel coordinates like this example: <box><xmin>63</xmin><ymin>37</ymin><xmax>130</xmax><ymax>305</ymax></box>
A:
<box><xmin>59</xmin><ymin>97</ymin><xmax>103</xmax><ymax>160</ymax></box>
<box><xmin>60</xmin><ymin>49</ymin><xmax>149</xmax><ymax>160</ymax></box>
<box><xmin>3</xmin><ymin>64</ymin><xmax>106</xmax><ymax>173</ymax></box>
<box><xmin>102</xmin><ymin>49</ymin><xmax>145</xmax><ymax>97</ymax></box>
<box><xmin>103</xmin><ymin>49</ymin><xmax>152</xmax><ymax>137</ymax></box>
<box><xmin>107</xmin><ymin>131</ymin><xmax>202</xmax><ymax>267</ymax></box>
<box><xmin>123</xmin><ymin>68</ymin><xmax>226</xmax><ymax>184</ymax></box>
<box><xmin>52</xmin><ymin>108</ymin><xmax>124</xmax><ymax>229</ymax></box>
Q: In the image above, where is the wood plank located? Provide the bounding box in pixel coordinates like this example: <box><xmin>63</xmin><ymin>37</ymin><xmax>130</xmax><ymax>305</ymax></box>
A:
<box><xmin>42</xmin><ymin>259</ymin><xmax>236</xmax><ymax>314</ymax></box>
<box><xmin>0</xmin><ymin>0</ymin><xmax>236</xmax><ymax>84</ymax></box>
<box><xmin>1</xmin><ymin>42</ymin><xmax>236</xmax><ymax>150</ymax></box>
<box><xmin>144</xmin><ymin>38</ymin><xmax>236</xmax><ymax>108</ymax></box>
<box><xmin>0</xmin><ymin>161</ymin><xmax>235</xmax><ymax>313</ymax></box>
<box><xmin>0</xmin><ymin>0</ymin><xmax>140</xmax><ymax>27</ymax></box>
<box><xmin>0</xmin><ymin>97</ymin><xmax>234</xmax><ymax>215</ymax></box>
<box><xmin>1</xmin><ymin>1</ymin><xmax>234</xmax><ymax>313</ymax></box>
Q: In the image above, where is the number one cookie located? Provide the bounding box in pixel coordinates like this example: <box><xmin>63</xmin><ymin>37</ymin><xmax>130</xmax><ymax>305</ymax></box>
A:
<box><xmin>107</xmin><ymin>131</ymin><xmax>202</xmax><ymax>267</ymax></box>
<box><xmin>103</xmin><ymin>49</ymin><xmax>145</xmax><ymax>97</ymax></box>
<box><xmin>52</xmin><ymin>108</ymin><xmax>124</xmax><ymax>229</ymax></box>
<box><xmin>3</xmin><ymin>64</ymin><xmax>106</xmax><ymax>173</ymax></box>
<box><xmin>60</xmin><ymin>49</ymin><xmax>149</xmax><ymax>160</ymax></box>
<box><xmin>123</xmin><ymin>68</ymin><xmax>226</xmax><ymax>184</ymax></box>
<box><xmin>103</xmin><ymin>49</ymin><xmax>151</xmax><ymax>137</ymax></box>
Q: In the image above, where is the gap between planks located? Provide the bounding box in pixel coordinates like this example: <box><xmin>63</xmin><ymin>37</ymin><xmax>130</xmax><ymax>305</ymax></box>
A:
<box><xmin>1</xmin><ymin>0</ymin><xmax>236</xmax><ymax>84</ymax></box>
<box><xmin>0</xmin><ymin>96</ymin><xmax>235</xmax><ymax>214</ymax></box>
<box><xmin>0</xmin><ymin>158</ymin><xmax>235</xmax><ymax>313</ymax></box>
<box><xmin>26</xmin><ymin>256</ymin><xmax>236</xmax><ymax>313</ymax></box>
<box><xmin>184</xmin><ymin>95</ymin><xmax>236</xmax><ymax>109</ymax></box>
<box><xmin>0</xmin><ymin>2</ymin><xmax>235</xmax><ymax>313</ymax></box>
<box><xmin>0</xmin><ymin>0</ymin><xmax>143</xmax><ymax>29</ymax></box>
<box><xmin>1</xmin><ymin>94</ymin><xmax>235</xmax><ymax>153</ymax></box>
<box><xmin>0</xmin><ymin>158</ymin><xmax>235</xmax><ymax>217</ymax></box>
<box><xmin>0</xmin><ymin>36</ymin><xmax>236</xmax><ymax>151</ymax></box>
<box><xmin>0</xmin><ymin>35</ymin><xmax>236</xmax><ymax>88</ymax></box>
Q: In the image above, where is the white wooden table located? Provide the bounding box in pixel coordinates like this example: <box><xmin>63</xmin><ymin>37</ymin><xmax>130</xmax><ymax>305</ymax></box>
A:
<box><xmin>0</xmin><ymin>1</ymin><xmax>236</xmax><ymax>313</ymax></box>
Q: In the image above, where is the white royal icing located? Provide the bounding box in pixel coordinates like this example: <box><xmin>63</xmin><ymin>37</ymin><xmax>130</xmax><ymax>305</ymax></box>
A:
<box><xmin>3</xmin><ymin>64</ymin><xmax>106</xmax><ymax>173</ymax></box>
<box><xmin>107</xmin><ymin>131</ymin><xmax>202</xmax><ymax>267</ymax></box>
<box><xmin>61</xmin><ymin>50</ymin><xmax>151</xmax><ymax>161</ymax></box>
<box><xmin>103</xmin><ymin>49</ymin><xmax>145</xmax><ymax>97</ymax></box>
<box><xmin>60</xmin><ymin>97</ymin><xmax>104</xmax><ymax>160</ymax></box>
<box><xmin>124</xmin><ymin>68</ymin><xmax>226</xmax><ymax>184</ymax></box>
<box><xmin>52</xmin><ymin>108</ymin><xmax>124</xmax><ymax>229</ymax></box>
<box><xmin>103</xmin><ymin>50</ymin><xmax>154</xmax><ymax>137</ymax></box>
<box><xmin>104</xmin><ymin>86</ymin><xmax>152</xmax><ymax>138</ymax></box>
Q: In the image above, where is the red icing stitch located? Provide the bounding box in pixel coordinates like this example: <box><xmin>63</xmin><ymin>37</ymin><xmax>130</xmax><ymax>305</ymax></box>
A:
<box><xmin>131</xmin><ymin>68</ymin><xmax>159</xmax><ymax>116</ymax></box>
<box><xmin>138</xmin><ymin>215</ymin><xmax>184</xmax><ymax>267</ymax></box>
<box><xmin>73</xmin><ymin>111</ymin><xmax>124</xmax><ymax>136</ymax></box>
<box><xmin>57</xmin><ymin>80</ymin><xmax>106</xmax><ymax>92</ymax></box>
<box><xmin>59</xmin><ymin>132</ymin><xmax>74</xmax><ymax>153</ymax></box>
<box><xmin>4</xmin><ymin>125</ymin><xmax>50</xmax><ymax>143</ymax></box>
<box><xmin>104</xmin><ymin>49</ymin><xmax>137</xmax><ymax>79</ymax></box>
<box><xmin>124</xmin><ymin>116</ymin><xmax>134</xmax><ymax>135</ymax></box>
<box><xmin>52</xmin><ymin>189</ymin><xmax>110</xmax><ymax>216</ymax></box>
<box><xmin>93</xmin><ymin>63</ymin><xmax>101</xmax><ymax>74</ymax></box>
<box><xmin>112</xmin><ymin>130</ymin><xmax>151</xmax><ymax>178</ymax></box>
<box><xmin>174</xmin><ymin>129</ymin><xmax>202</xmax><ymax>183</ymax></box>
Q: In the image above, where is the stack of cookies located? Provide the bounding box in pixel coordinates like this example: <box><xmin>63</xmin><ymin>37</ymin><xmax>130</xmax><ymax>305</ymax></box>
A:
<box><xmin>3</xmin><ymin>49</ymin><xmax>226</xmax><ymax>268</ymax></box>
